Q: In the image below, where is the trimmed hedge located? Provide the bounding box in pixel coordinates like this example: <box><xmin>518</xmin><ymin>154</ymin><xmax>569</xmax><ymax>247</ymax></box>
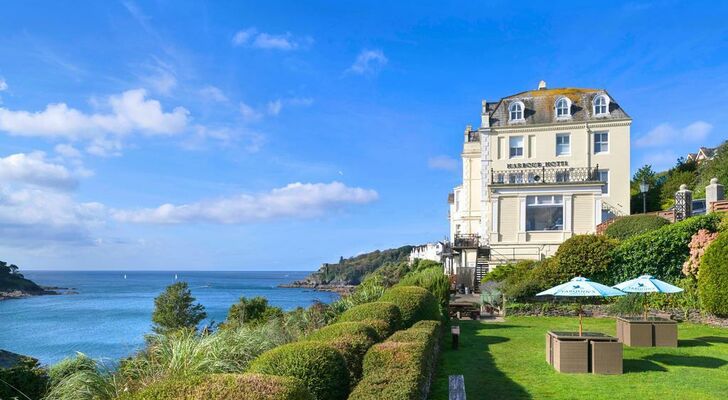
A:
<box><xmin>127</xmin><ymin>373</ymin><xmax>312</xmax><ymax>400</ymax></box>
<box><xmin>248</xmin><ymin>341</ymin><xmax>349</xmax><ymax>400</ymax></box>
<box><xmin>338</xmin><ymin>302</ymin><xmax>402</xmax><ymax>337</ymax></box>
<box><xmin>305</xmin><ymin>321</ymin><xmax>380</xmax><ymax>342</ymax></box>
<box><xmin>312</xmin><ymin>333</ymin><xmax>374</xmax><ymax>386</ymax></box>
<box><xmin>350</xmin><ymin>320</ymin><xmax>441</xmax><ymax>400</ymax></box>
<box><xmin>358</xmin><ymin>319</ymin><xmax>392</xmax><ymax>341</ymax></box>
<box><xmin>699</xmin><ymin>232</ymin><xmax>728</xmax><ymax>316</ymax></box>
<box><xmin>380</xmin><ymin>286</ymin><xmax>441</xmax><ymax>328</ymax></box>
<box><xmin>552</xmin><ymin>234</ymin><xmax>619</xmax><ymax>284</ymax></box>
<box><xmin>612</xmin><ymin>214</ymin><xmax>721</xmax><ymax>282</ymax></box>
<box><xmin>604</xmin><ymin>215</ymin><xmax>670</xmax><ymax>240</ymax></box>
<box><xmin>396</xmin><ymin>267</ymin><xmax>450</xmax><ymax>313</ymax></box>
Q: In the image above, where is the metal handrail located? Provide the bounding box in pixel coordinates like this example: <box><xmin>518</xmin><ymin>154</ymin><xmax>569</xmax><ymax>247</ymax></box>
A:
<box><xmin>490</xmin><ymin>165</ymin><xmax>602</xmax><ymax>185</ymax></box>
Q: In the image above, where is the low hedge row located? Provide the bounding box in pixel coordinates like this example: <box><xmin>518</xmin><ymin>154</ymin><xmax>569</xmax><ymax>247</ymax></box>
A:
<box><xmin>380</xmin><ymin>286</ymin><xmax>441</xmax><ymax>328</ymax></box>
<box><xmin>349</xmin><ymin>320</ymin><xmax>441</xmax><ymax>400</ymax></box>
<box><xmin>127</xmin><ymin>373</ymin><xmax>313</xmax><ymax>400</ymax></box>
<box><xmin>248</xmin><ymin>341</ymin><xmax>349</xmax><ymax>400</ymax></box>
<box><xmin>603</xmin><ymin>214</ymin><xmax>671</xmax><ymax>240</ymax></box>
<box><xmin>305</xmin><ymin>321</ymin><xmax>381</xmax><ymax>343</ymax></box>
<box><xmin>699</xmin><ymin>231</ymin><xmax>728</xmax><ymax>316</ymax></box>
<box><xmin>338</xmin><ymin>302</ymin><xmax>402</xmax><ymax>337</ymax></box>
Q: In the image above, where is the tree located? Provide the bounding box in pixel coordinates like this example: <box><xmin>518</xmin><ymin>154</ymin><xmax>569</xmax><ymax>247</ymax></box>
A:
<box><xmin>151</xmin><ymin>282</ymin><xmax>207</xmax><ymax>335</ymax></box>
<box><xmin>630</xmin><ymin>165</ymin><xmax>662</xmax><ymax>213</ymax></box>
<box><xmin>694</xmin><ymin>140</ymin><xmax>728</xmax><ymax>198</ymax></box>
<box><xmin>223</xmin><ymin>296</ymin><xmax>283</xmax><ymax>328</ymax></box>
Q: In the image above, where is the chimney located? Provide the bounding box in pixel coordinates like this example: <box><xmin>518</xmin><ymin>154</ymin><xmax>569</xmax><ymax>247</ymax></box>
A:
<box><xmin>538</xmin><ymin>80</ymin><xmax>547</xmax><ymax>90</ymax></box>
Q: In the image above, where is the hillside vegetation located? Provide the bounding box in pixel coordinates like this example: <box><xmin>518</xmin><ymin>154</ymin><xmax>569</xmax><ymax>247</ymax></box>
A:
<box><xmin>0</xmin><ymin>261</ymin><xmax>44</xmax><ymax>293</ymax></box>
<box><xmin>303</xmin><ymin>246</ymin><xmax>414</xmax><ymax>285</ymax></box>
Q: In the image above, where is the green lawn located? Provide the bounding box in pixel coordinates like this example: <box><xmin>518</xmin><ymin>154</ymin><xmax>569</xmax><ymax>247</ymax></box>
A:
<box><xmin>429</xmin><ymin>317</ymin><xmax>728</xmax><ymax>400</ymax></box>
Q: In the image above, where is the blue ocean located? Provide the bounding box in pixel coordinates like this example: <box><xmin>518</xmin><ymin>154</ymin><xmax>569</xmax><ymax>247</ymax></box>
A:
<box><xmin>0</xmin><ymin>271</ymin><xmax>337</xmax><ymax>366</ymax></box>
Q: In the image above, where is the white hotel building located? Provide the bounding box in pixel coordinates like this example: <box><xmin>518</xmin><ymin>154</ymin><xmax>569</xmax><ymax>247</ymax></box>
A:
<box><xmin>446</xmin><ymin>82</ymin><xmax>631</xmax><ymax>282</ymax></box>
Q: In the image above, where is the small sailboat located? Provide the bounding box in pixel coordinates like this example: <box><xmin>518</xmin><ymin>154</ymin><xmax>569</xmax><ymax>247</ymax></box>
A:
<box><xmin>124</xmin><ymin>274</ymin><xmax>127</xmax><ymax>280</ymax></box>
<box><xmin>174</xmin><ymin>274</ymin><xmax>178</xmax><ymax>281</ymax></box>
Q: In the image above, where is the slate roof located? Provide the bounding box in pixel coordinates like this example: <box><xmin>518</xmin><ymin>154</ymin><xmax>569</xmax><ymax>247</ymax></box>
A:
<box><xmin>487</xmin><ymin>87</ymin><xmax>630</xmax><ymax>127</ymax></box>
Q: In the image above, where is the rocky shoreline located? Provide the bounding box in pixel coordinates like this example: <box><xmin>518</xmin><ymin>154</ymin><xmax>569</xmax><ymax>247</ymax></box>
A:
<box><xmin>0</xmin><ymin>286</ymin><xmax>77</xmax><ymax>301</ymax></box>
<box><xmin>278</xmin><ymin>281</ymin><xmax>355</xmax><ymax>295</ymax></box>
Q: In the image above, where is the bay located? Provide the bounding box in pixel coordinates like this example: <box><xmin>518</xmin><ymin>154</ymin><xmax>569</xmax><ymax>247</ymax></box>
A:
<box><xmin>0</xmin><ymin>270</ymin><xmax>337</xmax><ymax>365</ymax></box>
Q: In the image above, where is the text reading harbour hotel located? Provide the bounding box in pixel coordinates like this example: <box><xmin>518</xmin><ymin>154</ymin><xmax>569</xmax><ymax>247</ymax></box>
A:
<box><xmin>445</xmin><ymin>81</ymin><xmax>631</xmax><ymax>281</ymax></box>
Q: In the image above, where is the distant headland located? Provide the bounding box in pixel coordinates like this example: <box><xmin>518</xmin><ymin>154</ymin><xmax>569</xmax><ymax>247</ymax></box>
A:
<box><xmin>0</xmin><ymin>261</ymin><xmax>70</xmax><ymax>300</ymax></box>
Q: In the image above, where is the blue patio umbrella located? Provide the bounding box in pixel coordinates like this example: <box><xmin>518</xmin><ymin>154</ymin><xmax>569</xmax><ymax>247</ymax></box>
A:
<box><xmin>537</xmin><ymin>277</ymin><xmax>626</xmax><ymax>335</ymax></box>
<box><xmin>613</xmin><ymin>275</ymin><xmax>683</xmax><ymax>319</ymax></box>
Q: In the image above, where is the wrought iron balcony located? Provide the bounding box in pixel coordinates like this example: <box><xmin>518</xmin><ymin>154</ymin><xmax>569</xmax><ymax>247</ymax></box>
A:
<box><xmin>490</xmin><ymin>165</ymin><xmax>603</xmax><ymax>185</ymax></box>
<box><xmin>453</xmin><ymin>233</ymin><xmax>480</xmax><ymax>249</ymax></box>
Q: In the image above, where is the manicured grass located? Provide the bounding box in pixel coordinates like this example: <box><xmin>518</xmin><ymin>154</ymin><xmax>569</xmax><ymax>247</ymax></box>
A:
<box><xmin>430</xmin><ymin>317</ymin><xmax>728</xmax><ymax>400</ymax></box>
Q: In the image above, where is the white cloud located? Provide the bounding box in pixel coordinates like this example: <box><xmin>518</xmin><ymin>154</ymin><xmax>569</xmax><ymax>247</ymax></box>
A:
<box><xmin>199</xmin><ymin>86</ymin><xmax>228</xmax><ymax>102</ymax></box>
<box><xmin>232</xmin><ymin>28</ymin><xmax>311</xmax><ymax>50</ymax></box>
<box><xmin>0</xmin><ymin>89</ymin><xmax>189</xmax><ymax>140</ymax></box>
<box><xmin>0</xmin><ymin>78</ymin><xmax>7</xmax><ymax>92</ymax></box>
<box><xmin>347</xmin><ymin>49</ymin><xmax>388</xmax><ymax>75</ymax></box>
<box><xmin>239</xmin><ymin>102</ymin><xmax>263</xmax><ymax>122</ymax></box>
<box><xmin>639</xmin><ymin>150</ymin><xmax>679</xmax><ymax>172</ymax></box>
<box><xmin>54</xmin><ymin>143</ymin><xmax>82</xmax><ymax>159</ymax></box>
<box><xmin>0</xmin><ymin>152</ymin><xmax>77</xmax><ymax>190</ymax></box>
<box><xmin>635</xmin><ymin>120</ymin><xmax>713</xmax><ymax>148</ymax></box>
<box><xmin>267</xmin><ymin>100</ymin><xmax>282</xmax><ymax>116</ymax></box>
<box><xmin>113</xmin><ymin>181</ymin><xmax>378</xmax><ymax>224</ymax></box>
<box><xmin>428</xmin><ymin>155</ymin><xmax>459</xmax><ymax>171</ymax></box>
<box><xmin>145</xmin><ymin>69</ymin><xmax>177</xmax><ymax>95</ymax></box>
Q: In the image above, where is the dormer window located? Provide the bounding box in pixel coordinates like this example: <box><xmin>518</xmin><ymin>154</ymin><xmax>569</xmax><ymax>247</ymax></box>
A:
<box><xmin>555</xmin><ymin>97</ymin><xmax>571</xmax><ymax>119</ymax></box>
<box><xmin>593</xmin><ymin>95</ymin><xmax>609</xmax><ymax>116</ymax></box>
<box><xmin>509</xmin><ymin>101</ymin><xmax>524</xmax><ymax>121</ymax></box>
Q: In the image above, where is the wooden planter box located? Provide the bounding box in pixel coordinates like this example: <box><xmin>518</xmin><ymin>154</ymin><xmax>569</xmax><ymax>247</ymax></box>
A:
<box><xmin>616</xmin><ymin>317</ymin><xmax>678</xmax><ymax>347</ymax></box>
<box><xmin>546</xmin><ymin>331</ymin><xmax>622</xmax><ymax>374</ymax></box>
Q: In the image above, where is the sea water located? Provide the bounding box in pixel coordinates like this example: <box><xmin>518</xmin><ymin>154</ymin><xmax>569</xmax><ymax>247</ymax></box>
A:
<box><xmin>0</xmin><ymin>271</ymin><xmax>337</xmax><ymax>365</ymax></box>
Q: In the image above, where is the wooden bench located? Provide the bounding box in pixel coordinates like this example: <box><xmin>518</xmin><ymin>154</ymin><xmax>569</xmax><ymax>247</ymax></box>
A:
<box><xmin>449</xmin><ymin>375</ymin><xmax>466</xmax><ymax>400</ymax></box>
<box><xmin>451</xmin><ymin>325</ymin><xmax>460</xmax><ymax>349</ymax></box>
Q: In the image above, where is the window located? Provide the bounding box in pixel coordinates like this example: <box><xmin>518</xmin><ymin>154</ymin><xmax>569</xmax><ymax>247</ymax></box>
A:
<box><xmin>597</xmin><ymin>170</ymin><xmax>609</xmax><ymax>194</ymax></box>
<box><xmin>555</xmin><ymin>170</ymin><xmax>570</xmax><ymax>182</ymax></box>
<box><xmin>593</xmin><ymin>95</ymin><xmax>609</xmax><ymax>115</ymax></box>
<box><xmin>496</xmin><ymin>173</ymin><xmax>505</xmax><ymax>183</ymax></box>
<box><xmin>526</xmin><ymin>195</ymin><xmax>563</xmax><ymax>231</ymax></box>
<box><xmin>556</xmin><ymin>133</ymin><xmax>570</xmax><ymax>156</ymax></box>
<box><xmin>509</xmin><ymin>102</ymin><xmax>524</xmax><ymax>121</ymax></box>
<box><xmin>509</xmin><ymin>172</ymin><xmax>523</xmax><ymax>184</ymax></box>
<box><xmin>594</xmin><ymin>132</ymin><xmax>609</xmax><ymax>153</ymax></box>
<box><xmin>509</xmin><ymin>136</ymin><xmax>524</xmax><ymax>158</ymax></box>
<box><xmin>555</xmin><ymin>98</ymin><xmax>570</xmax><ymax>118</ymax></box>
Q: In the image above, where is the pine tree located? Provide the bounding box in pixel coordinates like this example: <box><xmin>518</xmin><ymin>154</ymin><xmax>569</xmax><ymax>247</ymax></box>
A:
<box><xmin>151</xmin><ymin>282</ymin><xmax>207</xmax><ymax>335</ymax></box>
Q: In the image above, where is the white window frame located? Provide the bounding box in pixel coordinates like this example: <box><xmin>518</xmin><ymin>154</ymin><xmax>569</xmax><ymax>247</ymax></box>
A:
<box><xmin>594</xmin><ymin>131</ymin><xmax>609</xmax><ymax>154</ymax></box>
<box><xmin>555</xmin><ymin>97</ymin><xmax>571</xmax><ymax>119</ymax></box>
<box><xmin>598</xmin><ymin>169</ymin><xmax>609</xmax><ymax>195</ymax></box>
<box><xmin>593</xmin><ymin>95</ymin><xmax>610</xmax><ymax>116</ymax></box>
<box><xmin>555</xmin><ymin>133</ymin><xmax>571</xmax><ymax>156</ymax></box>
<box><xmin>525</xmin><ymin>195</ymin><xmax>564</xmax><ymax>232</ymax></box>
<box><xmin>509</xmin><ymin>101</ymin><xmax>525</xmax><ymax>122</ymax></box>
<box><xmin>509</xmin><ymin>136</ymin><xmax>524</xmax><ymax>159</ymax></box>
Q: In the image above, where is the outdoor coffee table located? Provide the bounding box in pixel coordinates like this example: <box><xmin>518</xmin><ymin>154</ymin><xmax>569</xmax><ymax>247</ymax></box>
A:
<box><xmin>616</xmin><ymin>317</ymin><xmax>678</xmax><ymax>347</ymax></box>
<box><xmin>546</xmin><ymin>331</ymin><xmax>622</xmax><ymax>374</ymax></box>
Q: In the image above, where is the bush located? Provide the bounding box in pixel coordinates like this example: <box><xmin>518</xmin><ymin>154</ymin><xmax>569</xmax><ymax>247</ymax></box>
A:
<box><xmin>350</xmin><ymin>320</ymin><xmax>441</xmax><ymax>400</ymax></box>
<box><xmin>551</xmin><ymin>235</ymin><xmax>619</xmax><ymax>284</ymax></box>
<box><xmin>397</xmin><ymin>267</ymin><xmax>450</xmax><ymax>314</ymax></box>
<box><xmin>337</xmin><ymin>302</ymin><xmax>402</xmax><ymax>337</ymax></box>
<box><xmin>305</xmin><ymin>321</ymin><xmax>381</xmax><ymax>343</ymax></box>
<box><xmin>126</xmin><ymin>373</ymin><xmax>312</xmax><ymax>400</ymax></box>
<box><xmin>0</xmin><ymin>356</ymin><xmax>48</xmax><ymax>400</ymax></box>
<box><xmin>682</xmin><ymin>229</ymin><xmax>719</xmax><ymax>278</ymax></box>
<box><xmin>248</xmin><ymin>341</ymin><xmax>349</xmax><ymax>400</ymax></box>
<box><xmin>501</xmin><ymin>259</ymin><xmax>551</xmax><ymax>300</ymax></box>
<box><xmin>311</xmin><ymin>333</ymin><xmax>375</xmax><ymax>386</ymax></box>
<box><xmin>223</xmin><ymin>296</ymin><xmax>284</xmax><ymax>328</ymax></box>
<box><xmin>604</xmin><ymin>215</ymin><xmax>671</xmax><ymax>240</ymax></box>
<box><xmin>380</xmin><ymin>286</ymin><xmax>440</xmax><ymax>328</ymax></box>
<box><xmin>699</xmin><ymin>232</ymin><xmax>728</xmax><ymax>316</ymax></box>
<box><xmin>358</xmin><ymin>319</ymin><xmax>392</xmax><ymax>341</ymax></box>
<box><xmin>612</xmin><ymin>214</ymin><xmax>721</xmax><ymax>282</ymax></box>
<box><xmin>49</xmin><ymin>353</ymin><xmax>97</xmax><ymax>387</ymax></box>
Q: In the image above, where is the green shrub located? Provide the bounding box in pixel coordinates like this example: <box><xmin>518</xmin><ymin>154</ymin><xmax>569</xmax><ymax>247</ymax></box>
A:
<box><xmin>699</xmin><ymin>232</ymin><xmax>728</xmax><ymax>316</ymax></box>
<box><xmin>604</xmin><ymin>215</ymin><xmax>671</xmax><ymax>240</ymax></box>
<box><xmin>223</xmin><ymin>296</ymin><xmax>284</xmax><ymax>328</ymax></box>
<box><xmin>305</xmin><ymin>321</ymin><xmax>380</xmax><ymax>342</ymax></box>
<box><xmin>358</xmin><ymin>319</ymin><xmax>392</xmax><ymax>341</ymax></box>
<box><xmin>551</xmin><ymin>234</ymin><xmax>619</xmax><ymax>284</ymax></box>
<box><xmin>501</xmin><ymin>259</ymin><xmax>550</xmax><ymax>300</ymax></box>
<box><xmin>338</xmin><ymin>302</ymin><xmax>402</xmax><ymax>337</ymax></box>
<box><xmin>481</xmin><ymin>261</ymin><xmax>534</xmax><ymax>283</ymax></box>
<box><xmin>351</xmin><ymin>321</ymin><xmax>441</xmax><ymax>400</ymax></box>
<box><xmin>397</xmin><ymin>267</ymin><xmax>450</xmax><ymax>313</ymax></box>
<box><xmin>312</xmin><ymin>333</ymin><xmax>375</xmax><ymax>386</ymax></box>
<box><xmin>380</xmin><ymin>286</ymin><xmax>440</xmax><ymax>328</ymax></box>
<box><xmin>126</xmin><ymin>373</ymin><xmax>312</xmax><ymax>400</ymax></box>
<box><xmin>248</xmin><ymin>341</ymin><xmax>349</xmax><ymax>400</ymax></box>
<box><xmin>612</xmin><ymin>214</ymin><xmax>721</xmax><ymax>282</ymax></box>
<box><xmin>0</xmin><ymin>356</ymin><xmax>48</xmax><ymax>400</ymax></box>
<box><xmin>49</xmin><ymin>353</ymin><xmax>97</xmax><ymax>387</ymax></box>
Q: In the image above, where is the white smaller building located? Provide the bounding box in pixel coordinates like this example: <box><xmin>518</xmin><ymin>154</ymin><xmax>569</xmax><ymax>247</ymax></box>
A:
<box><xmin>409</xmin><ymin>242</ymin><xmax>445</xmax><ymax>264</ymax></box>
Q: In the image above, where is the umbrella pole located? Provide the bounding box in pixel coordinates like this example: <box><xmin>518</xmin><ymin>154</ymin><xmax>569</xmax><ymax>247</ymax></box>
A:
<box><xmin>579</xmin><ymin>302</ymin><xmax>583</xmax><ymax>336</ymax></box>
<box><xmin>643</xmin><ymin>294</ymin><xmax>648</xmax><ymax>320</ymax></box>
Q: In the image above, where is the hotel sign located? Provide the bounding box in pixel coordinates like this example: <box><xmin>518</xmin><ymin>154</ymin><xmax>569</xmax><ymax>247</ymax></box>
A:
<box><xmin>506</xmin><ymin>161</ymin><xmax>569</xmax><ymax>169</ymax></box>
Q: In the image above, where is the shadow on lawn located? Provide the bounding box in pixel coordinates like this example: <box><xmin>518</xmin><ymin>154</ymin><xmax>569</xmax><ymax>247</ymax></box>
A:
<box><xmin>678</xmin><ymin>339</ymin><xmax>711</xmax><ymax>348</ymax></box>
<box><xmin>430</xmin><ymin>321</ymin><xmax>532</xmax><ymax>400</ymax></box>
<box><xmin>623</xmin><ymin>359</ymin><xmax>667</xmax><ymax>373</ymax></box>
<box><xmin>694</xmin><ymin>336</ymin><xmax>728</xmax><ymax>345</ymax></box>
<box><xmin>644</xmin><ymin>354</ymin><xmax>728</xmax><ymax>369</ymax></box>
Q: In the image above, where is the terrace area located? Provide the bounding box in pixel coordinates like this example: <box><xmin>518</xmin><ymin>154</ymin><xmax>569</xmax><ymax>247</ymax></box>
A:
<box><xmin>490</xmin><ymin>165</ymin><xmax>604</xmax><ymax>185</ymax></box>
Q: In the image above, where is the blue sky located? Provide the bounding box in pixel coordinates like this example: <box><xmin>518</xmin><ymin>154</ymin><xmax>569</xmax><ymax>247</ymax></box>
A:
<box><xmin>0</xmin><ymin>1</ymin><xmax>726</xmax><ymax>270</ymax></box>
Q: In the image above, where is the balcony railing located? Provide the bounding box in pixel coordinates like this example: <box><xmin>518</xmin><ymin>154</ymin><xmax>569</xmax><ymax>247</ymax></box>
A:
<box><xmin>490</xmin><ymin>165</ymin><xmax>603</xmax><ymax>185</ymax></box>
<box><xmin>453</xmin><ymin>233</ymin><xmax>480</xmax><ymax>249</ymax></box>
